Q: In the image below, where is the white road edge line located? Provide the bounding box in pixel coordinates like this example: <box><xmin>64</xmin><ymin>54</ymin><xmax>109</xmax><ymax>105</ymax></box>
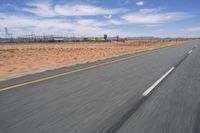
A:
<box><xmin>142</xmin><ymin>67</ymin><xmax>175</xmax><ymax>96</ymax></box>
<box><xmin>188</xmin><ymin>50</ymin><xmax>193</xmax><ymax>54</ymax></box>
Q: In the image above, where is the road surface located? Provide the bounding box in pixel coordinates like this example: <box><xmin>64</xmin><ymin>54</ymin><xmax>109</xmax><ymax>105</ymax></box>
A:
<box><xmin>0</xmin><ymin>40</ymin><xmax>199</xmax><ymax>133</ymax></box>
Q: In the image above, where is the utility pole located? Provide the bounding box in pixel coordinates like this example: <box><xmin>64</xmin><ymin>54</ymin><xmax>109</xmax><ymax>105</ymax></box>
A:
<box><xmin>5</xmin><ymin>27</ymin><xmax>8</xmax><ymax>39</ymax></box>
<box><xmin>104</xmin><ymin>34</ymin><xmax>107</xmax><ymax>41</ymax></box>
<box><xmin>4</xmin><ymin>27</ymin><xmax>13</xmax><ymax>42</ymax></box>
<box><xmin>116</xmin><ymin>35</ymin><xmax>119</xmax><ymax>41</ymax></box>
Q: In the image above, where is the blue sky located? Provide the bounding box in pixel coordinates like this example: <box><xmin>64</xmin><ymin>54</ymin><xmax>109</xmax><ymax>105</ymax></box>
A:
<box><xmin>0</xmin><ymin>0</ymin><xmax>200</xmax><ymax>37</ymax></box>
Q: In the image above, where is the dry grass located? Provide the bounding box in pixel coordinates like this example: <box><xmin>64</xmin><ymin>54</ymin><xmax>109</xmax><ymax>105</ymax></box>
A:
<box><xmin>0</xmin><ymin>39</ymin><xmax>190</xmax><ymax>80</ymax></box>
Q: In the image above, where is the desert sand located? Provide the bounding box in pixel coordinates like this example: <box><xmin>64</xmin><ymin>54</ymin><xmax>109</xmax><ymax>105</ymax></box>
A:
<box><xmin>0</xmin><ymin>39</ymin><xmax>190</xmax><ymax>81</ymax></box>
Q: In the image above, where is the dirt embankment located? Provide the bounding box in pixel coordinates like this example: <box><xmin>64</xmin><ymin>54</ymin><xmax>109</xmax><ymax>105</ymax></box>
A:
<box><xmin>0</xmin><ymin>39</ymin><xmax>191</xmax><ymax>81</ymax></box>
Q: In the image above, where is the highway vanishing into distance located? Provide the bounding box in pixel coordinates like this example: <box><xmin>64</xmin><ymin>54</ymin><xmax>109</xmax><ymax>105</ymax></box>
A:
<box><xmin>0</xmin><ymin>40</ymin><xmax>200</xmax><ymax>133</ymax></box>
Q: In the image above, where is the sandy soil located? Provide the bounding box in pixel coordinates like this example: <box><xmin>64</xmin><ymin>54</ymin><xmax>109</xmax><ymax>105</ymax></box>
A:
<box><xmin>0</xmin><ymin>39</ymin><xmax>190</xmax><ymax>81</ymax></box>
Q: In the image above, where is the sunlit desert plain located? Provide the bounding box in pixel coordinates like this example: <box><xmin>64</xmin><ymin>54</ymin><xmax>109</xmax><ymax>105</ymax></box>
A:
<box><xmin>0</xmin><ymin>39</ymin><xmax>190</xmax><ymax>80</ymax></box>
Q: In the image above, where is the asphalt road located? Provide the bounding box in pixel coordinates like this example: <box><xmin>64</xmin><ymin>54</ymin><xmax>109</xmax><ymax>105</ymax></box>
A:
<box><xmin>117</xmin><ymin>42</ymin><xmax>200</xmax><ymax>133</ymax></box>
<box><xmin>0</xmin><ymin>40</ymin><xmax>199</xmax><ymax>133</ymax></box>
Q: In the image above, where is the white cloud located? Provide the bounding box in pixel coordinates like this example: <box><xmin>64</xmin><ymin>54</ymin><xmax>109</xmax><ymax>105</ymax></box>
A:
<box><xmin>136</xmin><ymin>1</ymin><xmax>144</xmax><ymax>6</ymax></box>
<box><xmin>0</xmin><ymin>0</ymin><xmax>194</xmax><ymax>38</ymax></box>
<box><xmin>122</xmin><ymin>9</ymin><xmax>192</xmax><ymax>24</ymax></box>
<box><xmin>104</xmin><ymin>15</ymin><xmax>112</xmax><ymax>19</ymax></box>
<box><xmin>145</xmin><ymin>24</ymin><xmax>160</xmax><ymax>27</ymax></box>
<box><xmin>22</xmin><ymin>2</ymin><xmax>56</xmax><ymax>17</ymax></box>
<box><xmin>76</xmin><ymin>18</ymin><xmax>124</xmax><ymax>27</ymax></box>
<box><xmin>76</xmin><ymin>19</ymin><xmax>107</xmax><ymax>27</ymax></box>
<box><xmin>20</xmin><ymin>1</ymin><xmax>126</xmax><ymax>17</ymax></box>
<box><xmin>0</xmin><ymin>12</ymin><xmax>126</xmax><ymax>37</ymax></box>
<box><xmin>0</xmin><ymin>13</ymin><xmax>74</xmax><ymax>30</ymax></box>
<box><xmin>184</xmin><ymin>27</ymin><xmax>200</xmax><ymax>32</ymax></box>
<box><xmin>54</xmin><ymin>5</ymin><xmax>126</xmax><ymax>16</ymax></box>
<box><xmin>1</xmin><ymin>1</ymin><xmax>127</xmax><ymax>37</ymax></box>
<box><xmin>107</xmin><ymin>19</ymin><xmax>124</xmax><ymax>25</ymax></box>
<box><xmin>139</xmin><ymin>8</ymin><xmax>161</xmax><ymax>13</ymax></box>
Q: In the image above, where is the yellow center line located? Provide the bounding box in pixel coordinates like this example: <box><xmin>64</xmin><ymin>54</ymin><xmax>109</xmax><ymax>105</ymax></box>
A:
<box><xmin>0</xmin><ymin>49</ymin><xmax>159</xmax><ymax>92</ymax></box>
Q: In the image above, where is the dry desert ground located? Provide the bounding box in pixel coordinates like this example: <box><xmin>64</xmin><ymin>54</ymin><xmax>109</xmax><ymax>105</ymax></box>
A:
<box><xmin>0</xmin><ymin>39</ymin><xmax>190</xmax><ymax>81</ymax></box>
